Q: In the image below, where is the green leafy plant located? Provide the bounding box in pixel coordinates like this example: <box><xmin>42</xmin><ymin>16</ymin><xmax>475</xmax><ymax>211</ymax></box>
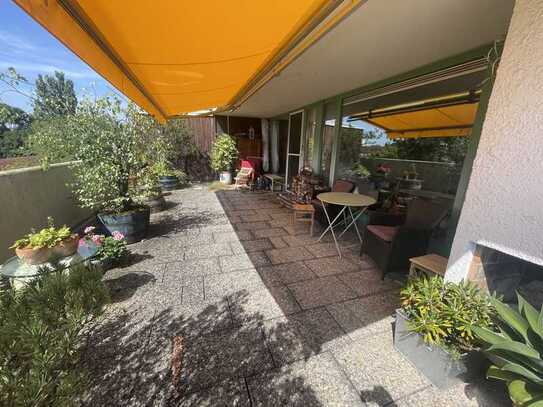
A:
<box><xmin>352</xmin><ymin>163</ymin><xmax>370</xmax><ymax>178</ymax></box>
<box><xmin>0</xmin><ymin>263</ymin><xmax>109</xmax><ymax>406</ymax></box>
<box><xmin>10</xmin><ymin>217</ymin><xmax>72</xmax><ymax>249</ymax></box>
<box><xmin>210</xmin><ymin>133</ymin><xmax>239</xmax><ymax>172</ymax></box>
<box><xmin>401</xmin><ymin>275</ymin><xmax>494</xmax><ymax>358</ymax></box>
<box><xmin>474</xmin><ymin>294</ymin><xmax>543</xmax><ymax>406</ymax></box>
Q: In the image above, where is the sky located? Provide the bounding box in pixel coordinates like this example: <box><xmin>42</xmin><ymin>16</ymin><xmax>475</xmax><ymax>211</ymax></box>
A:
<box><xmin>0</xmin><ymin>0</ymin><xmax>120</xmax><ymax>112</ymax></box>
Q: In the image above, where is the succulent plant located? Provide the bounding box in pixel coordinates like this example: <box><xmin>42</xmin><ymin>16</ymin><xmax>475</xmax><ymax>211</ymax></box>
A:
<box><xmin>474</xmin><ymin>294</ymin><xmax>543</xmax><ymax>406</ymax></box>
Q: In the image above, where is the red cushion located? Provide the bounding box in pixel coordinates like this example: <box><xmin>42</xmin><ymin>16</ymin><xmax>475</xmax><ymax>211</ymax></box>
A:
<box><xmin>332</xmin><ymin>180</ymin><xmax>354</xmax><ymax>193</ymax></box>
<box><xmin>367</xmin><ymin>225</ymin><xmax>399</xmax><ymax>242</ymax></box>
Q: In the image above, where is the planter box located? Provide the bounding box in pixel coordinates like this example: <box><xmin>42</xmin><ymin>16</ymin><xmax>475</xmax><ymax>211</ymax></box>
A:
<box><xmin>393</xmin><ymin>309</ymin><xmax>484</xmax><ymax>389</ymax></box>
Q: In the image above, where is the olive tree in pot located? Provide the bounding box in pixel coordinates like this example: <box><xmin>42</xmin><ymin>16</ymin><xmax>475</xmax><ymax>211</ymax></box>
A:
<box><xmin>395</xmin><ymin>275</ymin><xmax>494</xmax><ymax>388</ymax></box>
<box><xmin>30</xmin><ymin>97</ymin><xmax>151</xmax><ymax>244</ymax></box>
<box><xmin>210</xmin><ymin>133</ymin><xmax>239</xmax><ymax>185</ymax></box>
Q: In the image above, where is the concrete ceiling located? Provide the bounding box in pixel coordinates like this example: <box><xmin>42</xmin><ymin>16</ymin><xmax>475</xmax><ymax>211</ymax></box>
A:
<box><xmin>232</xmin><ymin>0</ymin><xmax>515</xmax><ymax>118</ymax></box>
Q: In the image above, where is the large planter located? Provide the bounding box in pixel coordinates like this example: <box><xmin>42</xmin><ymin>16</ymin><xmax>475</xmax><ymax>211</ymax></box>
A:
<box><xmin>98</xmin><ymin>206</ymin><xmax>150</xmax><ymax>244</ymax></box>
<box><xmin>219</xmin><ymin>171</ymin><xmax>232</xmax><ymax>185</ymax></box>
<box><xmin>52</xmin><ymin>234</ymin><xmax>79</xmax><ymax>257</ymax></box>
<box><xmin>15</xmin><ymin>246</ymin><xmax>52</xmax><ymax>265</ymax></box>
<box><xmin>394</xmin><ymin>309</ymin><xmax>485</xmax><ymax>389</ymax></box>
<box><xmin>143</xmin><ymin>194</ymin><xmax>166</xmax><ymax>213</ymax></box>
<box><xmin>159</xmin><ymin>175</ymin><xmax>179</xmax><ymax>191</ymax></box>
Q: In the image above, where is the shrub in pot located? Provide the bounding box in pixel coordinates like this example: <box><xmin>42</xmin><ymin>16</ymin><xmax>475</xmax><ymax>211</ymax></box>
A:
<box><xmin>30</xmin><ymin>98</ymin><xmax>153</xmax><ymax>244</ymax></box>
<box><xmin>135</xmin><ymin>167</ymin><xmax>166</xmax><ymax>212</ymax></box>
<box><xmin>396</xmin><ymin>275</ymin><xmax>494</xmax><ymax>388</ymax></box>
<box><xmin>152</xmin><ymin>161</ymin><xmax>188</xmax><ymax>192</ymax></box>
<box><xmin>474</xmin><ymin>294</ymin><xmax>543</xmax><ymax>407</ymax></box>
<box><xmin>210</xmin><ymin>133</ymin><xmax>239</xmax><ymax>185</ymax></box>
<box><xmin>10</xmin><ymin>217</ymin><xmax>79</xmax><ymax>264</ymax></box>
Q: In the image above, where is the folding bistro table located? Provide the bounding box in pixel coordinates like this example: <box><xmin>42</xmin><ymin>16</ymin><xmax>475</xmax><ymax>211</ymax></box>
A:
<box><xmin>317</xmin><ymin>192</ymin><xmax>376</xmax><ymax>257</ymax></box>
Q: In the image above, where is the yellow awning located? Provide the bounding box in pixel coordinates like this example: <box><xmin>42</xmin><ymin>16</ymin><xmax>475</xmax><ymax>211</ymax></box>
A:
<box><xmin>14</xmin><ymin>0</ymin><xmax>332</xmax><ymax>122</ymax></box>
<box><xmin>366</xmin><ymin>102</ymin><xmax>479</xmax><ymax>139</ymax></box>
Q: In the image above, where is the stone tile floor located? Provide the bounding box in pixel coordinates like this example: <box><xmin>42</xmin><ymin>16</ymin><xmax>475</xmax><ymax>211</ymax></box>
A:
<box><xmin>81</xmin><ymin>186</ymin><xmax>510</xmax><ymax>406</ymax></box>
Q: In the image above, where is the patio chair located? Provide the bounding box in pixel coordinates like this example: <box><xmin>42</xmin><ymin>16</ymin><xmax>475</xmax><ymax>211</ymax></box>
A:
<box><xmin>234</xmin><ymin>167</ymin><xmax>254</xmax><ymax>189</ymax></box>
<box><xmin>360</xmin><ymin>198</ymin><xmax>449</xmax><ymax>279</ymax></box>
<box><xmin>312</xmin><ymin>179</ymin><xmax>355</xmax><ymax>226</ymax></box>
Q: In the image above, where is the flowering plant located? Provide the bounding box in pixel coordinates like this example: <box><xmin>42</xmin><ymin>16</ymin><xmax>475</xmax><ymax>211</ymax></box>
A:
<box><xmin>80</xmin><ymin>226</ymin><xmax>129</xmax><ymax>262</ymax></box>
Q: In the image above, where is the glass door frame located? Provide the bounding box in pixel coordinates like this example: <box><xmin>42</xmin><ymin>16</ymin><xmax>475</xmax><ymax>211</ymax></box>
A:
<box><xmin>285</xmin><ymin>109</ymin><xmax>305</xmax><ymax>191</ymax></box>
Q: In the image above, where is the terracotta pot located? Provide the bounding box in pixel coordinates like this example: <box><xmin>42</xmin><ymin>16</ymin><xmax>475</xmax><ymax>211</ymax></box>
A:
<box><xmin>15</xmin><ymin>246</ymin><xmax>52</xmax><ymax>265</ymax></box>
<box><xmin>53</xmin><ymin>234</ymin><xmax>80</xmax><ymax>257</ymax></box>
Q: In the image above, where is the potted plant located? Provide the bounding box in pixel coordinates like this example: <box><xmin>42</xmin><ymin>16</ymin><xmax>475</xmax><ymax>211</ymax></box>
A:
<box><xmin>210</xmin><ymin>133</ymin><xmax>239</xmax><ymax>185</ymax></box>
<box><xmin>395</xmin><ymin>275</ymin><xmax>494</xmax><ymax>388</ymax></box>
<box><xmin>474</xmin><ymin>294</ymin><xmax>543</xmax><ymax>407</ymax></box>
<box><xmin>151</xmin><ymin>161</ymin><xmax>188</xmax><ymax>191</ymax></box>
<box><xmin>79</xmin><ymin>226</ymin><xmax>130</xmax><ymax>271</ymax></box>
<box><xmin>10</xmin><ymin>217</ymin><xmax>79</xmax><ymax>264</ymax></box>
<box><xmin>135</xmin><ymin>167</ymin><xmax>166</xmax><ymax>212</ymax></box>
<box><xmin>31</xmin><ymin>98</ymin><xmax>153</xmax><ymax>244</ymax></box>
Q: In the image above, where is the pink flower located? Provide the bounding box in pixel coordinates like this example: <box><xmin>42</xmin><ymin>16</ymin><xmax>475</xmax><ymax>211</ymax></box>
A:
<box><xmin>84</xmin><ymin>226</ymin><xmax>96</xmax><ymax>234</ymax></box>
<box><xmin>78</xmin><ymin>238</ymin><xmax>86</xmax><ymax>247</ymax></box>
<box><xmin>91</xmin><ymin>234</ymin><xmax>104</xmax><ymax>245</ymax></box>
<box><xmin>112</xmin><ymin>231</ymin><xmax>125</xmax><ymax>241</ymax></box>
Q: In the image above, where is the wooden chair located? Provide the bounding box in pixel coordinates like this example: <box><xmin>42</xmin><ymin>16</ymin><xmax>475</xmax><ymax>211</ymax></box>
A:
<box><xmin>361</xmin><ymin>198</ymin><xmax>449</xmax><ymax>279</ymax></box>
<box><xmin>234</xmin><ymin>167</ymin><xmax>254</xmax><ymax>189</ymax></box>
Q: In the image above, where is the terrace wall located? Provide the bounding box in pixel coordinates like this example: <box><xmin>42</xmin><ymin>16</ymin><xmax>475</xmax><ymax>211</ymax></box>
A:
<box><xmin>446</xmin><ymin>0</ymin><xmax>543</xmax><ymax>281</ymax></box>
<box><xmin>0</xmin><ymin>162</ymin><xmax>91</xmax><ymax>262</ymax></box>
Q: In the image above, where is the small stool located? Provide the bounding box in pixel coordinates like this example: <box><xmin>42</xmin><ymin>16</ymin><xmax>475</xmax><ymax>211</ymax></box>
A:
<box><xmin>409</xmin><ymin>254</ymin><xmax>448</xmax><ymax>279</ymax></box>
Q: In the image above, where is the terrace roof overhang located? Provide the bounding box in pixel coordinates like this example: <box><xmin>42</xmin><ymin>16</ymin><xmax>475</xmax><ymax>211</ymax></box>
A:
<box><xmin>14</xmin><ymin>0</ymin><xmax>355</xmax><ymax>122</ymax></box>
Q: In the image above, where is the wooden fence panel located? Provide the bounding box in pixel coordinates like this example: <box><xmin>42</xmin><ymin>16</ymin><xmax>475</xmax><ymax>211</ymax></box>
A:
<box><xmin>185</xmin><ymin>117</ymin><xmax>215</xmax><ymax>155</ymax></box>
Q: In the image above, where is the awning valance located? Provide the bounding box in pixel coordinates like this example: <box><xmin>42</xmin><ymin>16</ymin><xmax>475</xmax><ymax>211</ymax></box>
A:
<box><xmin>14</xmin><ymin>0</ymin><xmax>333</xmax><ymax>122</ymax></box>
<box><xmin>363</xmin><ymin>102</ymin><xmax>479</xmax><ymax>139</ymax></box>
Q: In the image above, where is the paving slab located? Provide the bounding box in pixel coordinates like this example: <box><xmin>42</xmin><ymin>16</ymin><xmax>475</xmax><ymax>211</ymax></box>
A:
<box><xmin>246</xmin><ymin>352</ymin><xmax>364</xmax><ymax>407</ymax></box>
<box><xmin>288</xmin><ymin>276</ymin><xmax>358</xmax><ymax>309</ymax></box>
<box><xmin>336</xmin><ymin>271</ymin><xmax>400</xmax><ymax>297</ymax></box>
<box><xmin>204</xmin><ymin>269</ymin><xmax>267</xmax><ymax>298</ymax></box>
<box><xmin>265</xmin><ymin>246</ymin><xmax>315</xmax><ymax>264</ymax></box>
<box><xmin>269</xmin><ymin>236</ymin><xmax>288</xmax><ymax>248</ymax></box>
<box><xmin>219</xmin><ymin>253</ymin><xmax>258</xmax><ymax>273</ymax></box>
<box><xmin>259</xmin><ymin>262</ymin><xmax>318</xmax><ymax>285</ymax></box>
<box><xmin>252</xmin><ymin>227</ymin><xmax>289</xmax><ymax>238</ymax></box>
<box><xmin>213</xmin><ymin>229</ymin><xmax>253</xmax><ymax>242</ymax></box>
<box><xmin>304</xmin><ymin>256</ymin><xmax>360</xmax><ymax>277</ymax></box>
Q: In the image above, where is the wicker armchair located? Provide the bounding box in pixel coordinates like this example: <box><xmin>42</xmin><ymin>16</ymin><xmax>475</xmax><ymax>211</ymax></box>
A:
<box><xmin>361</xmin><ymin>198</ymin><xmax>449</xmax><ymax>279</ymax></box>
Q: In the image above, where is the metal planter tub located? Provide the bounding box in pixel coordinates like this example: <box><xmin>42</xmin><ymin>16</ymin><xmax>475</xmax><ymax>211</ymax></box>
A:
<box><xmin>98</xmin><ymin>206</ymin><xmax>150</xmax><ymax>244</ymax></box>
<box><xmin>159</xmin><ymin>175</ymin><xmax>179</xmax><ymax>191</ymax></box>
<box><xmin>393</xmin><ymin>309</ymin><xmax>485</xmax><ymax>389</ymax></box>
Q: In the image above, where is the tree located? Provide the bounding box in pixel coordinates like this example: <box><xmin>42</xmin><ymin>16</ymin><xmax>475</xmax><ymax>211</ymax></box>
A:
<box><xmin>0</xmin><ymin>103</ymin><xmax>32</xmax><ymax>158</ymax></box>
<box><xmin>33</xmin><ymin>71</ymin><xmax>77</xmax><ymax>118</ymax></box>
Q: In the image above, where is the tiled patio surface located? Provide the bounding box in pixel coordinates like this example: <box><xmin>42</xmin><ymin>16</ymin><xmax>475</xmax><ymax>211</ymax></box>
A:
<box><xmin>81</xmin><ymin>186</ymin><xmax>509</xmax><ymax>406</ymax></box>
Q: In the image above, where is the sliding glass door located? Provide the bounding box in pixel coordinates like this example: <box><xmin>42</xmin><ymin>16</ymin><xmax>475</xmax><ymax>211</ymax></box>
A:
<box><xmin>285</xmin><ymin>110</ymin><xmax>304</xmax><ymax>190</ymax></box>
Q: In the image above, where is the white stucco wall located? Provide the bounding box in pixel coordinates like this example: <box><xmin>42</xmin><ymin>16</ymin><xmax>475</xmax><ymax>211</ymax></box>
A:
<box><xmin>446</xmin><ymin>0</ymin><xmax>543</xmax><ymax>281</ymax></box>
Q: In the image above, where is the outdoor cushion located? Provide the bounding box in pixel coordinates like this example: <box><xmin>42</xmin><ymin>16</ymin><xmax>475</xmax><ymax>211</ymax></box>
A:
<box><xmin>366</xmin><ymin>225</ymin><xmax>399</xmax><ymax>243</ymax></box>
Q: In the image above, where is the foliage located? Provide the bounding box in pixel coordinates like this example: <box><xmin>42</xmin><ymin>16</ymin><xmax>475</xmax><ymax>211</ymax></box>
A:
<box><xmin>369</xmin><ymin>137</ymin><xmax>469</xmax><ymax>164</ymax></box>
<box><xmin>0</xmin><ymin>103</ymin><xmax>32</xmax><ymax>158</ymax></box>
<box><xmin>210</xmin><ymin>133</ymin><xmax>239</xmax><ymax>172</ymax></box>
<box><xmin>352</xmin><ymin>163</ymin><xmax>370</xmax><ymax>178</ymax></box>
<box><xmin>10</xmin><ymin>217</ymin><xmax>72</xmax><ymax>249</ymax></box>
<box><xmin>0</xmin><ymin>263</ymin><xmax>109</xmax><ymax>406</ymax></box>
<box><xmin>30</xmin><ymin>97</ymin><xmax>148</xmax><ymax>212</ymax></box>
<box><xmin>81</xmin><ymin>227</ymin><xmax>129</xmax><ymax>262</ymax></box>
<box><xmin>400</xmin><ymin>275</ymin><xmax>494</xmax><ymax>358</ymax></box>
<box><xmin>474</xmin><ymin>294</ymin><xmax>543</xmax><ymax>406</ymax></box>
<box><xmin>33</xmin><ymin>71</ymin><xmax>77</xmax><ymax>119</ymax></box>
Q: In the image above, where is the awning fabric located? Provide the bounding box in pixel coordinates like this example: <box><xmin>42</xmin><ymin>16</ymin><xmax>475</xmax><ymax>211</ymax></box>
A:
<box><xmin>14</xmin><ymin>0</ymin><xmax>331</xmax><ymax>122</ymax></box>
<box><xmin>366</xmin><ymin>102</ymin><xmax>479</xmax><ymax>139</ymax></box>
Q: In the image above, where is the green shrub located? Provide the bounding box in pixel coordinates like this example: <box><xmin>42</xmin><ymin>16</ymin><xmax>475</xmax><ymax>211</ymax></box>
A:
<box><xmin>474</xmin><ymin>294</ymin><xmax>543</xmax><ymax>407</ymax></box>
<box><xmin>400</xmin><ymin>275</ymin><xmax>494</xmax><ymax>358</ymax></box>
<box><xmin>0</xmin><ymin>264</ymin><xmax>109</xmax><ymax>406</ymax></box>
<box><xmin>210</xmin><ymin>133</ymin><xmax>239</xmax><ymax>172</ymax></box>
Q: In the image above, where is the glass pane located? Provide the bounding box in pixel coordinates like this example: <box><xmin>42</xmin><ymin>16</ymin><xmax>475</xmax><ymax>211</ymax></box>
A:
<box><xmin>288</xmin><ymin>112</ymin><xmax>302</xmax><ymax>154</ymax></box>
<box><xmin>321</xmin><ymin>101</ymin><xmax>337</xmax><ymax>181</ymax></box>
<box><xmin>286</xmin><ymin>155</ymin><xmax>300</xmax><ymax>188</ymax></box>
<box><xmin>303</xmin><ymin>107</ymin><xmax>316</xmax><ymax>170</ymax></box>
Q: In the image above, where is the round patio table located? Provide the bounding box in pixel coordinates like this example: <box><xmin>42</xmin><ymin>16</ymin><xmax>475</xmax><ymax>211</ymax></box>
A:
<box><xmin>317</xmin><ymin>192</ymin><xmax>376</xmax><ymax>258</ymax></box>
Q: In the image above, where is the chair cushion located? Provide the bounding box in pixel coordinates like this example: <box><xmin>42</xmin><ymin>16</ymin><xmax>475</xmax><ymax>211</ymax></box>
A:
<box><xmin>332</xmin><ymin>179</ymin><xmax>354</xmax><ymax>193</ymax></box>
<box><xmin>367</xmin><ymin>225</ymin><xmax>399</xmax><ymax>242</ymax></box>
